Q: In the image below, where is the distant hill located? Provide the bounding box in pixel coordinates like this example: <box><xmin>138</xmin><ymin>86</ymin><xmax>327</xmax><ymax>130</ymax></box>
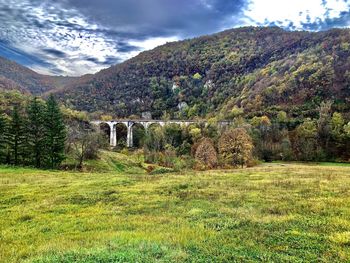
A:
<box><xmin>0</xmin><ymin>56</ymin><xmax>76</xmax><ymax>95</ymax></box>
<box><xmin>50</xmin><ymin>27</ymin><xmax>350</xmax><ymax>119</ymax></box>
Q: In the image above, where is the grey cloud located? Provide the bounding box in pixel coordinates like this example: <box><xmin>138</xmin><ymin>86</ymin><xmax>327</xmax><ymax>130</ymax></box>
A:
<box><xmin>43</xmin><ymin>48</ymin><xmax>67</xmax><ymax>58</ymax></box>
<box><xmin>62</xmin><ymin>0</ymin><xmax>247</xmax><ymax>38</ymax></box>
<box><xmin>0</xmin><ymin>0</ymin><xmax>350</xmax><ymax>76</ymax></box>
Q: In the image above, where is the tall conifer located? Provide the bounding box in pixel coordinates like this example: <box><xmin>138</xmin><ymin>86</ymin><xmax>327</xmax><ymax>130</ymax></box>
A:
<box><xmin>44</xmin><ymin>95</ymin><xmax>66</xmax><ymax>168</ymax></box>
<box><xmin>27</xmin><ymin>97</ymin><xmax>46</xmax><ymax>168</ymax></box>
<box><xmin>0</xmin><ymin>113</ymin><xmax>9</xmax><ymax>164</ymax></box>
<box><xmin>9</xmin><ymin>106</ymin><xmax>26</xmax><ymax>165</ymax></box>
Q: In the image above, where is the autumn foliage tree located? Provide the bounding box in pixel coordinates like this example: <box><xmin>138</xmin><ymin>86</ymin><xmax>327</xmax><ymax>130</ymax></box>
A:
<box><xmin>195</xmin><ymin>138</ymin><xmax>218</xmax><ymax>169</ymax></box>
<box><xmin>218</xmin><ymin>128</ymin><xmax>253</xmax><ymax>168</ymax></box>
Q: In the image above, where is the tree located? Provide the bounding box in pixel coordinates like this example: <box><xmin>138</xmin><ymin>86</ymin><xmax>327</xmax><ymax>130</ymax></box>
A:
<box><xmin>0</xmin><ymin>113</ymin><xmax>9</xmax><ymax>163</ymax></box>
<box><xmin>193</xmin><ymin>73</ymin><xmax>202</xmax><ymax>80</ymax></box>
<box><xmin>343</xmin><ymin>122</ymin><xmax>350</xmax><ymax>159</ymax></box>
<box><xmin>344</xmin><ymin>122</ymin><xmax>350</xmax><ymax>138</ymax></box>
<box><xmin>44</xmin><ymin>95</ymin><xmax>66</xmax><ymax>169</ymax></box>
<box><xmin>291</xmin><ymin>118</ymin><xmax>320</xmax><ymax>161</ymax></box>
<box><xmin>330</xmin><ymin>112</ymin><xmax>345</xmax><ymax>140</ymax></box>
<box><xmin>144</xmin><ymin>126</ymin><xmax>166</xmax><ymax>153</ymax></box>
<box><xmin>9</xmin><ymin>106</ymin><xmax>26</xmax><ymax>165</ymax></box>
<box><xmin>189</xmin><ymin>127</ymin><xmax>202</xmax><ymax>142</ymax></box>
<box><xmin>317</xmin><ymin>101</ymin><xmax>332</xmax><ymax>155</ymax></box>
<box><xmin>164</xmin><ymin>124</ymin><xmax>182</xmax><ymax>148</ymax></box>
<box><xmin>66</xmin><ymin>122</ymin><xmax>104</xmax><ymax>169</ymax></box>
<box><xmin>27</xmin><ymin>98</ymin><xmax>46</xmax><ymax>168</ymax></box>
<box><xmin>218</xmin><ymin>128</ymin><xmax>253</xmax><ymax>168</ymax></box>
<box><xmin>195</xmin><ymin>138</ymin><xmax>218</xmax><ymax>169</ymax></box>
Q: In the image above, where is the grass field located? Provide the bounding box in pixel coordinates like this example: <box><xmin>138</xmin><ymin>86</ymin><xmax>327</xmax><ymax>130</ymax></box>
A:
<box><xmin>1</xmin><ymin>154</ymin><xmax>350</xmax><ymax>262</ymax></box>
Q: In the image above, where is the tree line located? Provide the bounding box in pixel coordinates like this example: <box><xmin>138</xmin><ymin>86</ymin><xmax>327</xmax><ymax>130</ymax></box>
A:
<box><xmin>134</xmin><ymin>101</ymin><xmax>350</xmax><ymax>170</ymax></box>
<box><xmin>0</xmin><ymin>95</ymin><xmax>66</xmax><ymax>169</ymax></box>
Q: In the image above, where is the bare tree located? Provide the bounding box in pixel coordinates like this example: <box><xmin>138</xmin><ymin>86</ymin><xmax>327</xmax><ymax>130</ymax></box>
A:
<box><xmin>66</xmin><ymin>121</ymin><xmax>106</xmax><ymax>169</ymax></box>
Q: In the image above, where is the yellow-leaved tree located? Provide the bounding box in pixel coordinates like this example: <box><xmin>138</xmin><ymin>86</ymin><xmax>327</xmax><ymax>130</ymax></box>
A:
<box><xmin>218</xmin><ymin>128</ymin><xmax>253</xmax><ymax>168</ymax></box>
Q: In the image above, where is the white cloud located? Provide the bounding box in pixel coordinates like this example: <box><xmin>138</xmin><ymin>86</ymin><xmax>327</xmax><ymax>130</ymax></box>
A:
<box><xmin>0</xmin><ymin>0</ymin><xmax>180</xmax><ymax>76</ymax></box>
<box><xmin>129</xmin><ymin>36</ymin><xmax>179</xmax><ymax>50</ymax></box>
<box><xmin>244</xmin><ymin>0</ymin><xmax>350</xmax><ymax>29</ymax></box>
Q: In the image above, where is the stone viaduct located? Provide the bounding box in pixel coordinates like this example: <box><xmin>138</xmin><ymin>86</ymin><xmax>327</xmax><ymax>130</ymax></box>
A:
<box><xmin>91</xmin><ymin>120</ymin><xmax>232</xmax><ymax>148</ymax></box>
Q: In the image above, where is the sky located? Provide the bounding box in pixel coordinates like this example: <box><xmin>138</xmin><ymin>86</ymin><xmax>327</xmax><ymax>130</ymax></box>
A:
<box><xmin>0</xmin><ymin>0</ymin><xmax>349</xmax><ymax>76</ymax></box>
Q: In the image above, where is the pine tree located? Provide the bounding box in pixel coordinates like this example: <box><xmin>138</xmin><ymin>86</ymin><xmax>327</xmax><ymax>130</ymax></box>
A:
<box><xmin>27</xmin><ymin>97</ymin><xmax>46</xmax><ymax>168</ymax></box>
<box><xmin>9</xmin><ymin>106</ymin><xmax>26</xmax><ymax>165</ymax></box>
<box><xmin>0</xmin><ymin>113</ymin><xmax>9</xmax><ymax>164</ymax></box>
<box><xmin>44</xmin><ymin>95</ymin><xmax>66</xmax><ymax>169</ymax></box>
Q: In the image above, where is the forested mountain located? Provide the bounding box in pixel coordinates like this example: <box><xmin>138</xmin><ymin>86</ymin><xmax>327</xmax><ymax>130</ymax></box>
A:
<box><xmin>1</xmin><ymin>27</ymin><xmax>350</xmax><ymax>120</ymax></box>
<box><xmin>50</xmin><ymin>27</ymin><xmax>350</xmax><ymax>120</ymax></box>
<box><xmin>0</xmin><ymin>56</ymin><xmax>76</xmax><ymax>95</ymax></box>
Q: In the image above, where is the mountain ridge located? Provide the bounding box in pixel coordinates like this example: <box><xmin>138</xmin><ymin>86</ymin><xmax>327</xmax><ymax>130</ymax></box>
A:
<box><xmin>1</xmin><ymin>26</ymin><xmax>350</xmax><ymax>120</ymax></box>
<box><xmin>0</xmin><ymin>56</ymin><xmax>78</xmax><ymax>95</ymax></box>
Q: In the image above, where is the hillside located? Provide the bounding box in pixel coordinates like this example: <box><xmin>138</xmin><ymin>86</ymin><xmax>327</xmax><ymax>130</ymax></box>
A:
<box><xmin>0</xmin><ymin>56</ymin><xmax>76</xmax><ymax>95</ymax></box>
<box><xmin>50</xmin><ymin>27</ymin><xmax>350</xmax><ymax>119</ymax></box>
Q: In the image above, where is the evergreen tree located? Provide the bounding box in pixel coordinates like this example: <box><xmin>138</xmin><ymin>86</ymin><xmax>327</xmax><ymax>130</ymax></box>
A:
<box><xmin>44</xmin><ymin>95</ymin><xmax>66</xmax><ymax>169</ymax></box>
<box><xmin>27</xmin><ymin>97</ymin><xmax>46</xmax><ymax>168</ymax></box>
<box><xmin>0</xmin><ymin>113</ymin><xmax>9</xmax><ymax>164</ymax></box>
<box><xmin>9</xmin><ymin>106</ymin><xmax>26</xmax><ymax>165</ymax></box>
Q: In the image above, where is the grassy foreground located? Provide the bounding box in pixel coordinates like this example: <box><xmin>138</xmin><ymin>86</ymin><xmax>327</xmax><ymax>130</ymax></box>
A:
<box><xmin>1</xmin><ymin>157</ymin><xmax>350</xmax><ymax>262</ymax></box>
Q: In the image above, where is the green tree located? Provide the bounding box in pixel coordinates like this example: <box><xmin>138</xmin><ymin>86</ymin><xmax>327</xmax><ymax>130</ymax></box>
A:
<box><xmin>317</xmin><ymin>101</ymin><xmax>332</xmax><ymax>155</ymax></box>
<box><xmin>330</xmin><ymin>112</ymin><xmax>345</xmax><ymax>140</ymax></box>
<box><xmin>144</xmin><ymin>125</ymin><xmax>165</xmax><ymax>153</ymax></box>
<box><xmin>0</xmin><ymin>113</ymin><xmax>9</xmax><ymax>163</ymax></box>
<box><xmin>343</xmin><ymin>122</ymin><xmax>350</xmax><ymax>158</ymax></box>
<box><xmin>292</xmin><ymin>118</ymin><xmax>320</xmax><ymax>161</ymax></box>
<box><xmin>27</xmin><ymin>98</ymin><xmax>46</xmax><ymax>168</ymax></box>
<box><xmin>193</xmin><ymin>73</ymin><xmax>202</xmax><ymax>80</ymax></box>
<box><xmin>9</xmin><ymin>106</ymin><xmax>26</xmax><ymax>165</ymax></box>
<box><xmin>344</xmin><ymin>122</ymin><xmax>350</xmax><ymax>138</ymax></box>
<box><xmin>164</xmin><ymin>124</ymin><xmax>183</xmax><ymax>148</ymax></box>
<box><xmin>44</xmin><ymin>95</ymin><xmax>66</xmax><ymax>169</ymax></box>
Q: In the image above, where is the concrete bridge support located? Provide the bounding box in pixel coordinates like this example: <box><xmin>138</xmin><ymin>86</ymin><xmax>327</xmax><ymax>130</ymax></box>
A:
<box><xmin>91</xmin><ymin>119</ymin><xmax>232</xmax><ymax>148</ymax></box>
<box><xmin>110</xmin><ymin>124</ymin><xmax>117</xmax><ymax>147</ymax></box>
<box><xmin>127</xmin><ymin>124</ymin><xmax>133</xmax><ymax>148</ymax></box>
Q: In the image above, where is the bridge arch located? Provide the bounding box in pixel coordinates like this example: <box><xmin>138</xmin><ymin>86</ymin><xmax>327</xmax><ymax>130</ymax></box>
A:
<box><xmin>115</xmin><ymin>122</ymin><xmax>128</xmax><ymax>148</ymax></box>
<box><xmin>98</xmin><ymin>122</ymin><xmax>113</xmax><ymax>146</ymax></box>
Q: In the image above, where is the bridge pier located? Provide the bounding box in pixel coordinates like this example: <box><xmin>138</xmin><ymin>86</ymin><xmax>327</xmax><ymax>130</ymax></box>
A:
<box><xmin>127</xmin><ymin>124</ymin><xmax>133</xmax><ymax>148</ymax></box>
<box><xmin>91</xmin><ymin>119</ymin><xmax>233</xmax><ymax>148</ymax></box>
<box><xmin>109</xmin><ymin>124</ymin><xmax>117</xmax><ymax>147</ymax></box>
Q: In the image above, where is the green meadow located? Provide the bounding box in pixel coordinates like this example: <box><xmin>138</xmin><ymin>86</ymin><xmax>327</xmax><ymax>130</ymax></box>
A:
<box><xmin>1</xmin><ymin>153</ymin><xmax>350</xmax><ymax>262</ymax></box>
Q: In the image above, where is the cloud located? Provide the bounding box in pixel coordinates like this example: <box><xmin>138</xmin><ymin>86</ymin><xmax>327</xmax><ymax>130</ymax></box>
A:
<box><xmin>63</xmin><ymin>0</ymin><xmax>247</xmax><ymax>38</ymax></box>
<box><xmin>0</xmin><ymin>0</ymin><xmax>349</xmax><ymax>76</ymax></box>
<box><xmin>243</xmin><ymin>0</ymin><xmax>350</xmax><ymax>30</ymax></box>
<box><xmin>0</xmin><ymin>0</ymin><xmax>247</xmax><ymax>76</ymax></box>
